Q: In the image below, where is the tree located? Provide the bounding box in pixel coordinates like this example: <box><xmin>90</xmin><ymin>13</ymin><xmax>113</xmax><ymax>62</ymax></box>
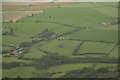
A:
<box><xmin>19</xmin><ymin>42</ymin><xmax>32</xmax><ymax>48</ymax></box>
<box><xmin>34</xmin><ymin>53</ymin><xmax>72</xmax><ymax>70</ymax></box>
<box><xmin>9</xmin><ymin>28</ymin><xmax>15</xmax><ymax>35</ymax></box>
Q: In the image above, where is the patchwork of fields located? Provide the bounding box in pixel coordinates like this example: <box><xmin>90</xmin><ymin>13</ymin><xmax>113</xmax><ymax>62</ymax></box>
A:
<box><xmin>2</xmin><ymin>2</ymin><xmax>119</xmax><ymax>78</ymax></box>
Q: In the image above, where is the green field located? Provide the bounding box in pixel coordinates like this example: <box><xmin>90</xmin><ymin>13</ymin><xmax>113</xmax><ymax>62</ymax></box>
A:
<box><xmin>95</xmin><ymin>24</ymin><xmax>119</xmax><ymax>31</ymax></box>
<box><xmin>48</xmin><ymin>63</ymin><xmax>93</xmax><ymax>73</ymax></box>
<box><xmin>77</xmin><ymin>42</ymin><xmax>116</xmax><ymax>54</ymax></box>
<box><xmin>40</xmin><ymin>40</ymin><xmax>81</xmax><ymax>56</ymax></box>
<box><xmin>2</xmin><ymin>57</ymin><xmax>33</xmax><ymax>63</ymax></box>
<box><xmin>68</xmin><ymin>29</ymin><xmax>118</xmax><ymax>42</ymax></box>
<box><xmin>52</xmin><ymin>26</ymin><xmax>75</xmax><ymax>34</ymax></box>
<box><xmin>48</xmin><ymin>63</ymin><xmax>93</xmax><ymax>78</ymax></box>
<box><xmin>109</xmin><ymin>45</ymin><xmax>119</xmax><ymax>59</ymax></box>
<box><xmin>93</xmin><ymin>7</ymin><xmax>118</xmax><ymax>17</ymax></box>
<box><xmin>2</xmin><ymin>46</ymin><xmax>13</xmax><ymax>51</ymax></box>
<box><xmin>21</xmin><ymin>7</ymin><xmax>116</xmax><ymax>27</ymax></box>
<box><xmin>2</xmin><ymin>2</ymin><xmax>118</xmax><ymax>78</ymax></box>
<box><xmin>23</xmin><ymin>45</ymin><xmax>46</xmax><ymax>59</ymax></box>
<box><xmin>95</xmin><ymin>63</ymin><xmax>118</xmax><ymax>71</ymax></box>
<box><xmin>3</xmin><ymin>23</ymin><xmax>60</xmax><ymax>35</ymax></box>
<box><xmin>3</xmin><ymin>67</ymin><xmax>35</xmax><ymax>78</ymax></box>
<box><xmin>3</xmin><ymin>35</ymin><xmax>33</xmax><ymax>45</ymax></box>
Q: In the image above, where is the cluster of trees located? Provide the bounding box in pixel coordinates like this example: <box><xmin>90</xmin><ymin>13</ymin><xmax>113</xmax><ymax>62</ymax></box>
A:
<box><xmin>34</xmin><ymin>53</ymin><xmax>75</xmax><ymax>70</ymax></box>
<box><xmin>32</xmin><ymin>39</ymin><xmax>44</xmax><ymax>44</ymax></box>
<box><xmin>2</xmin><ymin>48</ymin><xmax>14</xmax><ymax>56</ymax></box>
<box><xmin>18</xmin><ymin>42</ymin><xmax>33</xmax><ymax>59</ymax></box>
<box><xmin>35</xmin><ymin>28</ymin><xmax>59</xmax><ymax>40</ymax></box>
<box><xmin>2</xmin><ymin>27</ymin><xmax>15</xmax><ymax>36</ymax></box>
<box><xmin>74</xmin><ymin>57</ymin><xmax>118</xmax><ymax>63</ymax></box>
<box><xmin>2</xmin><ymin>61</ymin><xmax>34</xmax><ymax>69</ymax></box>
<box><xmin>19</xmin><ymin>42</ymin><xmax>33</xmax><ymax>48</ymax></box>
<box><xmin>2</xmin><ymin>62</ymin><xmax>25</xmax><ymax>69</ymax></box>
<box><xmin>72</xmin><ymin>42</ymin><xmax>84</xmax><ymax>55</ymax></box>
<box><xmin>34</xmin><ymin>54</ymin><xmax>118</xmax><ymax>70</ymax></box>
<box><xmin>62</xmin><ymin>67</ymin><xmax>118</xmax><ymax>78</ymax></box>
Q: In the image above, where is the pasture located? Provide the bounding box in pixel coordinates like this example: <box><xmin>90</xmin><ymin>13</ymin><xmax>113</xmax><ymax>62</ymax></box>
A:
<box><xmin>48</xmin><ymin>63</ymin><xmax>93</xmax><ymax>73</ymax></box>
<box><xmin>2</xmin><ymin>57</ymin><xmax>33</xmax><ymax>63</ymax></box>
<box><xmin>23</xmin><ymin>45</ymin><xmax>46</xmax><ymax>59</ymax></box>
<box><xmin>2</xmin><ymin>2</ymin><xmax>118</xmax><ymax>78</ymax></box>
<box><xmin>3</xmin><ymin>36</ymin><xmax>33</xmax><ymax>45</ymax></box>
<box><xmin>26</xmin><ymin>7</ymin><xmax>116</xmax><ymax>27</ymax></box>
<box><xmin>109</xmin><ymin>45</ymin><xmax>119</xmax><ymax>59</ymax></box>
<box><xmin>95</xmin><ymin>24</ymin><xmax>119</xmax><ymax>31</ymax></box>
<box><xmin>48</xmin><ymin>63</ymin><xmax>94</xmax><ymax>78</ymax></box>
<box><xmin>93</xmin><ymin>7</ymin><xmax>118</xmax><ymax>17</ymax></box>
<box><xmin>2</xmin><ymin>46</ymin><xmax>13</xmax><ymax>51</ymax></box>
<box><xmin>3</xmin><ymin>23</ymin><xmax>60</xmax><ymax>35</ymax></box>
<box><xmin>77</xmin><ymin>42</ymin><xmax>116</xmax><ymax>54</ymax></box>
<box><xmin>52</xmin><ymin>26</ymin><xmax>75</xmax><ymax>34</ymax></box>
<box><xmin>2</xmin><ymin>67</ymin><xmax>35</xmax><ymax>78</ymax></box>
<box><xmin>39</xmin><ymin>40</ymin><xmax>81</xmax><ymax>56</ymax></box>
<box><xmin>95</xmin><ymin>63</ymin><xmax>118</xmax><ymax>71</ymax></box>
<box><xmin>68</xmin><ymin>29</ymin><xmax>118</xmax><ymax>42</ymax></box>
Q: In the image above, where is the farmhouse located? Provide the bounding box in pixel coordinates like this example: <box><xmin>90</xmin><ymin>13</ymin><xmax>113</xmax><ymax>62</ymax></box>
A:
<box><xmin>102</xmin><ymin>22</ymin><xmax>112</xmax><ymax>25</ymax></box>
<box><xmin>57</xmin><ymin>36</ymin><xmax>65</xmax><ymax>40</ymax></box>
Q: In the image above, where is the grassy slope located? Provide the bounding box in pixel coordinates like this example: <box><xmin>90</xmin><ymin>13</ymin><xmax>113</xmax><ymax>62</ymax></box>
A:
<box><xmin>40</xmin><ymin>40</ymin><xmax>81</xmax><ymax>56</ymax></box>
<box><xmin>78</xmin><ymin>42</ymin><xmax>116</xmax><ymax>54</ymax></box>
<box><xmin>52</xmin><ymin>26</ymin><xmax>75</xmax><ymax>34</ymax></box>
<box><xmin>109</xmin><ymin>45</ymin><xmax>119</xmax><ymax>59</ymax></box>
<box><xmin>3</xmin><ymin>23</ymin><xmax>60</xmax><ymax>35</ymax></box>
<box><xmin>68</xmin><ymin>29</ymin><xmax>118</xmax><ymax>42</ymax></box>
<box><xmin>3</xmin><ymin>36</ymin><xmax>33</xmax><ymax>45</ymax></box>
<box><xmin>23</xmin><ymin>44</ymin><xmax>46</xmax><ymax>58</ymax></box>
<box><xmin>2</xmin><ymin>2</ymin><xmax>118</xmax><ymax>78</ymax></box>
<box><xmin>2</xmin><ymin>57</ymin><xmax>33</xmax><ymax>63</ymax></box>
<box><xmin>28</xmin><ymin>7</ymin><xmax>116</xmax><ymax>27</ymax></box>
<box><xmin>48</xmin><ymin>63</ymin><xmax>93</xmax><ymax>78</ymax></box>
<box><xmin>3</xmin><ymin>67</ymin><xmax>35</xmax><ymax>78</ymax></box>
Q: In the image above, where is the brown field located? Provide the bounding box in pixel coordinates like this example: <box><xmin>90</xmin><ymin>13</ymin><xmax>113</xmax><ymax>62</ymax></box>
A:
<box><xmin>3</xmin><ymin>11</ymin><xmax>44</xmax><ymax>22</ymax></box>
<box><xmin>2</xmin><ymin>2</ymin><xmax>76</xmax><ymax>11</ymax></box>
<box><xmin>2</xmin><ymin>2</ymin><xmax>40</xmax><ymax>5</ymax></box>
<box><xmin>2</xmin><ymin>2</ymin><xmax>76</xmax><ymax>22</ymax></box>
<box><xmin>2</xmin><ymin>2</ymin><xmax>57</xmax><ymax>11</ymax></box>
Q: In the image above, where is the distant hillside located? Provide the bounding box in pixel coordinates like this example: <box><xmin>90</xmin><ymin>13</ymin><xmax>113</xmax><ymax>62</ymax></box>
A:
<box><xmin>2</xmin><ymin>0</ymin><xmax>119</xmax><ymax>2</ymax></box>
<box><xmin>3</xmin><ymin>0</ymin><xmax>44</xmax><ymax>1</ymax></box>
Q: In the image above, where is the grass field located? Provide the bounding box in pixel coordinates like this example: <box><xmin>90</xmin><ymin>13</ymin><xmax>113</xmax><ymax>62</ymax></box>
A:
<box><xmin>3</xmin><ymin>36</ymin><xmax>33</xmax><ymax>45</ymax></box>
<box><xmin>96</xmin><ymin>25</ymin><xmax>119</xmax><ymax>31</ymax></box>
<box><xmin>109</xmin><ymin>45</ymin><xmax>119</xmax><ymax>59</ymax></box>
<box><xmin>52</xmin><ymin>26</ymin><xmax>75</xmax><ymax>34</ymax></box>
<box><xmin>3</xmin><ymin>23</ymin><xmax>60</xmax><ymax>35</ymax></box>
<box><xmin>40</xmin><ymin>40</ymin><xmax>81</xmax><ymax>56</ymax></box>
<box><xmin>2</xmin><ymin>46</ymin><xmax>13</xmax><ymax>51</ymax></box>
<box><xmin>68</xmin><ymin>29</ymin><xmax>118</xmax><ymax>42</ymax></box>
<box><xmin>93</xmin><ymin>7</ymin><xmax>118</xmax><ymax>17</ymax></box>
<box><xmin>3</xmin><ymin>67</ymin><xmax>35</xmax><ymax>78</ymax></box>
<box><xmin>23</xmin><ymin>45</ymin><xmax>46</xmax><ymax>59</ymax></box>
<box><xmin>95</xmin><ymin>63</ymin><xmax>118</xmax><ymax>71</ymax></box>
<box><xmin>60</xmin><ymin>2</ymin><xmax>118</xmax><ymax>8</ymax></box>
<box><xmin>48</xmin><ymin>63</ymin><xmax>93</xmax><ymax>73</ymax></box>
<box><xmin>77</xmin><ymin>42</ymin><xmax>116</xmax><ymax>54</ymax></box>
<box><xmin>25</xmin><ymin>7</ymin><xmax>116</xmax><ymax>27</ymax></box>
<box><xmin>48</xmin><ymin>63</ymin><xmax>94</xmax><ymax>78</ymax></box>
<box><xmin>71</xmin><ymin>54</ymin><xmax>105</xmax><ymax>58</ymax></box>
<box><xmin>2</xmin><ymin>57</ymin><xmax>33</xmax><ymax>63</ymax></box>
<box><xmin>2</xmin><ymin>2</ymin><xmax>118</xmax><ymax>78</ymax></box>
